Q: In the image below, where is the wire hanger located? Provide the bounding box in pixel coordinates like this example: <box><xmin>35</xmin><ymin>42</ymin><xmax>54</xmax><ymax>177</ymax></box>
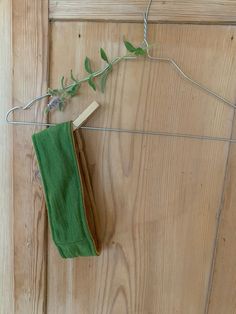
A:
<box><xmin>5</xmin><ymin>0</ymin><xmax>236</xmax><ymax>143</ymax></box>
<box><xmin>142</xmin><ymin>0</ymin><xmax>236</xmax><ymax>109</ymax></box>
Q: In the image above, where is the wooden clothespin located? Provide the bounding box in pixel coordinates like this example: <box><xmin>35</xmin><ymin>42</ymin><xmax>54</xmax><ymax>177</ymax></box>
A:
<box><xmin>72</xmin><ymin>101</ymin><xmax>100</xmax><ymax>130</ymax></box>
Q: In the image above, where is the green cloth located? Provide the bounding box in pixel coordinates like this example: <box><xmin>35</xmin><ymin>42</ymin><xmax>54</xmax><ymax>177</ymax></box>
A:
<box><xmin>32</xmin><ymin>121</ymin><xmax>100</xmax><ymax>258</ymax></box>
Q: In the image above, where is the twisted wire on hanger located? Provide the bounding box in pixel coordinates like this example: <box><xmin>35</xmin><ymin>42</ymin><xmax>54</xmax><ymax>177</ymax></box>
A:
<box><xmin>82</xmin><ymin>0</ymin><xmax>236</xmax><ymax>142</ymax></box>
<box><xmin>5</xmin><ymin>0</ymin><xmax>236</xmax><ymax>144</ymax></box>
<box><xmin>142</xmin><ymin>0</ymin><xmax>236</xmax><ymax>109</ymax></box>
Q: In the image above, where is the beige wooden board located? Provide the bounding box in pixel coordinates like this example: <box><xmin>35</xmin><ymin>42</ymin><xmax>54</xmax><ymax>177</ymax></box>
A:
<box><xmin>49</xmin><ymin>22</ymin><xmax>236</xmax><ymax>138</ymax></box>
<box><xmin>0</xmin><ymin>0</ymin><xmax>14</xmax><ymax>313</ymax></box>
<box><xmin>49</xmin><ymin>0</ymin><xmax>236</xmax><ymax>23</ymax></box>
<box><xmin>46</xmin><ymin>22</ymin><xmax>236</xmax><ymax>313</ymax></box>
<box><xmin>11</xmin><ymin>0</ymin><xmax>49</xmax><ymax>313</ymax></box>
<box><xmin>207</xmin><ymin>120</ymin><xmax>236</xmax><ymax>314</ymax></box>
<box><xmin>47</xmin><ymin>131</ymin><xmax>228</xmax><ymax>314</ymax></box>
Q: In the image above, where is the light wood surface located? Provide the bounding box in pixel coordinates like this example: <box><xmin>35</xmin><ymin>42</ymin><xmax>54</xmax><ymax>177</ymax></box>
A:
<box><xmin>2</xmin><ymin>2</ymin><xmax>236</xmax><ymax>313</ymax></box>
<box><xmin>49</xmin><ymin>0</ymin><xmax>236</xmax><ymax>23</ymax></box>
<box><xmin>0</xmin><ymin>0</ymin><xmax>14</xmax><ymax>313</ymax></box>
<box><xmin>11</xmin><ymin>0</ymin><xmax>49</xmax><ymax>313</ymax></box>
<box><xmin>207</xmin><ymin>121</ymin><xmax>236</xmax><ymax>314</ymax></box>
<box><xmin>49</xmin><ymin>22</ymin><xmax>236</xmax><ymax>138</ymax></box>
<box><xmin>46</xmin><ymin>22</ymin><xmax>236</xmax><ymax>313</ymax></box>
<box><xmin>207</xmin><ymin>149</ymin><xmax>236</xmax><ymax>313</ymax></box>
<box><xmin>47</xmin><ymin>133</ymin><xmax>229</xmax><ymax>314</ymax></box>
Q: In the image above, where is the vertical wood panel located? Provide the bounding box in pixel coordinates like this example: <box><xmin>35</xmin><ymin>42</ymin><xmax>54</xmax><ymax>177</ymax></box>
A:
<box><xmin>47</xmin><ymin>22</ymin><xmax>236</xmax><ymax>314</ymax></box>
<box><xmin>1</xmin><ymin>0</ymin><xmax>235</xmax><ymax>312</ymax></box>
<box><xmin>12</xmin><ymin>0</ymin><xmax>48</xmax><ymax>313</ymax></box>
<box><xmin>47</xmin><ymin>133</ymin><xmax>229</xmax><ymax>314</ymax></box>
<box><xmin>49</xmin><ymin>23</ymin><xmax>236</xmax><ymax>138</ymax></box>
<box><xmin>0</xmin><ymin>0</ymin><xmax>14</xmax><ymax>313</ymax></box>
<box><xmin>207</xmin><ymin>121</ymin><xmax>236</xmax><ymax>314</ymax></box>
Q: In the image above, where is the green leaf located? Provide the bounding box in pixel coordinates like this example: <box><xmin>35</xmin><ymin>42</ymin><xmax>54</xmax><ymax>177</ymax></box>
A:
<box><xmin>100</xmin><ymin>48</ymin><xmax>109</xmax><ymax>63</ymax></box>
<box><xmin>124</xmin><ymin>40</ymin><xmax>136</xmax><ymax>53</ymax></box>
<box><xmin>48</xmin><ymin>88</ymin><xmax>59</xmax><ymax>96</ymax></box>
<box><xmin>45</xmin><ymin>106</ymin><xmax>50</xmax><ymax>113</ymax></box>
<box><xmin>124</xmin><ymin>40</ymin><xmax>147</xmax><ymax>56</ymax></box>
<box><xmin>61</xmin><ymin>76</ymin><xmax>65</xmax><ymax>90</ymax></box>
<box><xmin>58</xmin><ymin>100</ymin><xmax>64</xmax><ymax>111</ymax></box>
<box><xmin>88</xmin><ymin>76</ymin><xmax>96</xmax><ymax>91</ymax></box>
<box><xmin>70</xmin><ymin>70</ymin><xmax>78</xmax><ymax>82</ymax></box>
<box><xmin>134</xmin><ymin>47</ymin><xmax>146</xmax><ymax>56</ymax></box>
<box><xmin>66</xmin><ymin>84</ymin><xmax>80</xmax><ymax>97</ymax></box>
<box><xmin>100</xmin><ymin>70</ymin><xmax>110</xmax><ymax>93</ymax></box>
<box><xmin>84</xmin><ymin>56</ymin><xmax>93</xmax><ymax>74</ymax></box>
<box><xmin>58</xmin><ymin>104</ymin><xmax>63</xmax><ymax>111</ymax></box>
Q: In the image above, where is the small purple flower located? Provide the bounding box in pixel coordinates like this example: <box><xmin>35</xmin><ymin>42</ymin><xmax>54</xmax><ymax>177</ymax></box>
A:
<box><xmin>47</xmin><ymin>96</ymin><xmax>63</xmax><ymax>111</ymax></box>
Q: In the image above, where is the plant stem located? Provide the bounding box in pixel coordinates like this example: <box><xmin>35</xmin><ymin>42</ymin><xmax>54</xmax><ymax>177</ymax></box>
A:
<box><xmin>46</xmin><ymin>39</ymin><xmax>148</xmax><ymax>111</ymax></box>
<box><xmin>64</xmin><ymin>54</ymin><xmax>137</xmax><ymax>91</ymax></box>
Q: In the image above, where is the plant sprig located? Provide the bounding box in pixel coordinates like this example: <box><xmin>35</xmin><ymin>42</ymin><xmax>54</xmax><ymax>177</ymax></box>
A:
<box><xmin>46</xmin><ymin>40</ymin><xmax>148</xmax><ymax>112</ymax></box>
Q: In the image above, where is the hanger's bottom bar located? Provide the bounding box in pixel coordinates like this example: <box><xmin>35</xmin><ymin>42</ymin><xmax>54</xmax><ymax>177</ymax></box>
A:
<box><xmin>81</xmin><ymin>126</ymin><xmax>236</xmax><ymax>144</ymax></box>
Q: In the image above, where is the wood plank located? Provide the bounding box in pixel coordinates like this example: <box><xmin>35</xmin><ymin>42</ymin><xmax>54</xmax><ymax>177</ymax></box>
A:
<box><xmin>49</xmin><ymin>22</ymin><xmax>236</xmax><ymax>138</ymax></box>
<box><xmin>12</xmin><ymin>0</ymin><xmax>49</xmax><ymax>312</ymax></box>
<box><xmin>0</xmin><ymin>0</ymin><xmax>14</xmax><ymax>313</ymax></box>
<box><xmin>49</xmin><ymin>0</ymin><xmax>236</xmax><ymax>23</ymax></box>
<box><xmin>47</xmin><ymin>133</ymin><xmax>229</xmax><ymax>314</ymax></box>
<box><xmin>47</xmin><ymin>22</ymin><xmax>236</xmax><ymax>314</ymax></box>
<box><xmin>207</xmin><ymin>121</ymin><xmax>236</xmax><ymax>314</ymax></box>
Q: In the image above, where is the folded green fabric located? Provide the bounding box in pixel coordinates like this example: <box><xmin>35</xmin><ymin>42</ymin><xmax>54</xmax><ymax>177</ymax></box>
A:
<box><xmin>32</xmin><ymin>121</ymin><xmax>100</xmax><ymax>258</ymax></box>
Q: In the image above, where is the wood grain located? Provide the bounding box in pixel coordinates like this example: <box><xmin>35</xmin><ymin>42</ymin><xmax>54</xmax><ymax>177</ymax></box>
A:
<box><xmin>0</xmin><ymin>0</ymin><xmax>14</xmax><ymax>313</ymax></box>
<box><xmin>12</xmin><ymin>0</ymin><xmax>49</xmax><ymax>313</ymax></box>
<box><xmin>49</xmin><ymin>22</ymin><xmax>236</xmax><ymax>138</ymax></box>
<box><xmin>49</xmin><ymin>0</ymin><xmax>236</xmax><ymax>23</ymax></box>
<box><xmin>206</xmin><ymin>120</ymin><xmax>236</xmax><ymax>314</ymax></box>
<box><xmin>47</xmin><ymin>22</ymin><xmax>236</xmax><ymax>314</ymax></box>
<box><xmin>47</xmin><ymin>131</ymin><xmax>229</xmax><ymax>314</ymax></box>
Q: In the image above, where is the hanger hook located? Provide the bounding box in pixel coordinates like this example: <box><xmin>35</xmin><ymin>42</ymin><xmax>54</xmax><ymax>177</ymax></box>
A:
<box><xmin>142</xmin><ymin>0</ymin><xmax>153</xmax><ymax>48</ymax></box>
<box><xmin>5</xmin><ymin>93</ymin><xmax>54</xmax><ymax>126</ymax></box>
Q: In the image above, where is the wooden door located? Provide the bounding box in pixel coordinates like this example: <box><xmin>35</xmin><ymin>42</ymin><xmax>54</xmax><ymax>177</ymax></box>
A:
<box><xmin>2</xmin><ymin>1</ymin><xmax>236</xmax><ymax>313</ymax></box>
